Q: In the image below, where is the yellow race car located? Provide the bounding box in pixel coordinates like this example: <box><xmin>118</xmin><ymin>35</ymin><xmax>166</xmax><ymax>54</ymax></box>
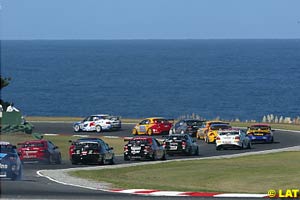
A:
<box><xmin>132</xmin><ymin>117</ymin><xmax>173</xmax><ymax>135</ymax></box>
<box><xmin>204</xmin><ymin>122</ymin><xmax>231</xmax><ymax>143</ymax></box>
<box><xmin>196</xmin><ymin>121</ymin><xmax>226</xmax><ymax>140</ymax></box>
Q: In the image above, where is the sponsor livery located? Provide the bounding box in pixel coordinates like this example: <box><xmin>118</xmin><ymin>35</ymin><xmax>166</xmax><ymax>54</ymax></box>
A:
<box><xmin>132</xmin><ymin>117</ymin><xmax>173</xmax><ymax>135</ymax></box>
<box><xmin>247</xmin><ymin>124</ymin><xmax>274</xmax><ymax>143</ymax></box>
<box><xmin>0</xmin><ymin>141</ymin><xmax>23</xmax><ymax>180</ymax></box>
<box><xmin>69</xmin><ymin>138</ymin><xmax>115</xmax><ymax>165</ymax></box>
<box><xmin>73</xmin><ymin>114</ymin><xmax>121</xmax><ymax>133</ymax></box>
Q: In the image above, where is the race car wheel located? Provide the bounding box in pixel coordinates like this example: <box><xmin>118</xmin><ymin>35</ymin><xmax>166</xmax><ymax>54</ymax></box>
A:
<box><xmin>247</xmin><ymin>142</ymin><xmax>252</xmax><ymax>149</ymax></box>
<box><xmin>55</xmin><ymin>154</ymin><xmax>62</xmax><ymax>164</ymax></box>
<box><xmin>109</xmin><ymin>156</ymin><xmax>115</xmax><ymax>165</ymax></box>
<box><xmin>147</xmin><ymin>128</ymin><xmax>153</xmax><ymax>135</ymax></box>
<box><xmin>188</xmin><ymin>147</ymin><xmax>193</xmax><ymax>156</ymax></box>
<box><xmin>205</xmin><ymin>136</ymin><xmax>209</xmax><ymax>143</ymax></box>
<box><xmin>74</xmin><ymin>125</ymin><xmax>81</xmax><ymax>132</ymax></box>
<box><xmin>132</xmin><ymin>128</ymin><xmax>138</xmax><ymax>135</ymax></box>
<box><xmin>194</xmin><ymin>147</ymin><xmax>199</xmax><ymax>156</ymax></box>
<box><xmin>96</xmin><ymin>125</ymin><xmax>102</xmax><ymax>133</ymax></box>
<box><xmin>11</xmin><ymin>165</ymin><xmax>22</xmax><ymax>181</ymax></box>
<box><xmin>151</xmin><ymin>153</ymin><xmax>157</xmax><ymax>161</ymax></box>
<box><xmin>161</xmin><ymin>152</ymin><xmax>167</xmax><ymax>160</ymax></box>
<box><xmin>71</xmin><ymin>159</ymin><xmax>78</xmax><ymax>165</ymax></box>
<box><xmin>124</xmin><ymin>156</ymin><xmax>130</xmax><ymax>161</ymax></box>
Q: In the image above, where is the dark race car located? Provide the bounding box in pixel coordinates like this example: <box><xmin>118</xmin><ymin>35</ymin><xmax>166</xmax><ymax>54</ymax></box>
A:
<box><xmin>0</xmin><ymin>141</ymin><xmax>23</xmax><ymax>180</ymax></box>
<box><xmin>163</xmin><ymin>134</ymin><xmax>199</xmax><ymax>156</ymax></box>
<box><xmin>170</xmin><ymin>119</ymin><xmax>206</xmax><ymax>137</ymax></box>
<box><xmin>69</xmin><ymin>138</ymin><xmax>115</xmax><ymax>165</ymax></box>
<box><xmin>124</xmin><ymin>136</ymin><xmax>166</xmax><ymax>161</ymax></box>
<box><xmin>17</xmin><ymin>140</ymin><xmax>62</xmax><ymax>164</ymax></box>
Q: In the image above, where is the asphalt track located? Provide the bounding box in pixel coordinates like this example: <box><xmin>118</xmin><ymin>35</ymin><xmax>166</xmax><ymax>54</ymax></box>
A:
<box><xmin>1</xmin><ymin>122</ymin><xmax>300</xmax><ymax>199</ymax></box>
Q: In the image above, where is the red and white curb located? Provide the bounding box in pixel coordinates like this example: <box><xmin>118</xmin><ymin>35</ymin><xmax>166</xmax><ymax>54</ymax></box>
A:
<box><xmin>110</xmin><ymin>189</ymin><xmax>268</xmax><ymax>197</ymax></box>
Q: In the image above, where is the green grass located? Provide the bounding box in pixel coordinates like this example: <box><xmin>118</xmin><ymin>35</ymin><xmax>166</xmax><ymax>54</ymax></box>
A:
<box><xmin>0</xmin><ymin>133</ymin><xmax>126</xmax><ymax>160</ymax></box>
<box><xmin>69</xmin><ymin>151</ymin><xmax>300</xmax><ymax>193</ymax></box>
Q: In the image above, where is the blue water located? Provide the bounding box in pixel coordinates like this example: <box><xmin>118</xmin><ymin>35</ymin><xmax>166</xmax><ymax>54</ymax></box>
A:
<box><xmin>1</xmin><ymin>40</ymin><xmax>300</xmax><ymax>121</ymax></box>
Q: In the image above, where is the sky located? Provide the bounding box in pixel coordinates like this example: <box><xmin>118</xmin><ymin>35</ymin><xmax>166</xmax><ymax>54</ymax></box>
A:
<box><xmin>0</xmin><ymin>0</ymin><xmax>300</xmax><ymax>40</ymax></box>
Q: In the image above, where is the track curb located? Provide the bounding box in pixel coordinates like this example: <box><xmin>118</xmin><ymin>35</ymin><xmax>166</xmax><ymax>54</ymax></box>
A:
<box><xmin>37</xmin><ymin>145</ymin><xmax>300</xmax><ymax>198</ymax></box>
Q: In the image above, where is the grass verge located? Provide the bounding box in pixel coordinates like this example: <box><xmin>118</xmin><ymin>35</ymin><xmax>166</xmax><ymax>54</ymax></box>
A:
<box><xmin>69</xmin><ymin>151</ymin><xmax>300</xmax><ymax>193</ymax></box>
<box><xmin>0</xmin><ymin>133</ymin><xmax>125</xmax><ymax>160</ymax></box>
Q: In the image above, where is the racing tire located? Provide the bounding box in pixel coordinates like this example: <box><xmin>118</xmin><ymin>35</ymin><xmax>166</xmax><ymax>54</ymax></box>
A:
<box><xmin>124</xmin><ymin>156</ymin><xmax>130</xmax><ymax>161</ymax></box>
<box><xmin>161</xmin><ymin>152</ymin><xmax>167</xmax><ymax>160</ymax></box>
<box><xmin>109</xmin><ymin>156</ymin><xmax>115</xmax><ymax>165</ymax></box>
<box><xmin>151</xmin><ymin>153</ymin><xmax>157</xmax><ymax>161</ymax></box>
<box><xmin>147</xmin><ymin>128</ymin><xmax>153</xmax><ymax>136</ymax></box>
<box><xmin>74</xmin><ymin>125</ymin><xmax>81</xmax><ymax>132</ymax></box>
<box><xmin>132</xmin><ymin>128</ymin><xmax>138</xmax><ymax>135</ymax></box>
<box><xmin>71</xmin><ymin>159</ymin><xmax>78</xmax><ymax>165</ymax></box>
<box><xmin>240</xmin><ymin>143</ymin><xmax>244</xmax><ymax>150</ymax></box>
<box><xmin>11</xmin><ymin>165</ymin><xmax>22</xmax><ymax>181</ymax></box>
<box><xmin>269</xmin><ymin>136</ymin><xmax>274</xmax><ymax>143</ymax></box>
<box><xmin>99</xmin><ymin>156</ymin><xmax>105</xmax><ymax>165</ymax></box>
<box><xmin>46</xmin><ymin>156</ymin><xmax>52</xmax><ymax>164</ymax></box>
<box><xmin>194</xmin><ymin>147</ymin><xmax>200</xmax><ymax>156</ymax></box>
<box><xmin>187</xmin><ymin>147</ymin><xmax>193</xmax><ymax>156</ymax></box>
<box><xmin>247</xmin><ymin>142</ymin><xmax>252</xmax><ymax>149</ymax></box>
<box><xmin>55</xmin><ymin>154</ymin><xmax>62</xmax><ymax>164</ymax></box>
<box><xmin>205</xmin><ymin>136</ymin><xmax>209</xmax><ymax>144</ymax></box>
<box><xmin>96</xmin><ymin>125</ymin><xmax>102</xmax><ymax>133</ymax></box>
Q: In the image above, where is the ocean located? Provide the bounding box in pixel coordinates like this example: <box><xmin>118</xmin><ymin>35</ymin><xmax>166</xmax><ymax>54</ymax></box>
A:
<box><xmin>1</xmin><ymin>39</ymin><xmax>300</xmax><ymax>121</ymax></box>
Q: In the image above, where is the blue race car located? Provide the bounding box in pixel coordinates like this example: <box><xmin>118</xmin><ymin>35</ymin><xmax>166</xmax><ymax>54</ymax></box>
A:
<box><xmin>246</xmin><ymin>124</ymin><xmax>274</xmax><ymax>143</ymax></box>
<box><xmin>0</xmin><ymin>141</ymin><xmax>23</xmax><ymax>180</ymax></box>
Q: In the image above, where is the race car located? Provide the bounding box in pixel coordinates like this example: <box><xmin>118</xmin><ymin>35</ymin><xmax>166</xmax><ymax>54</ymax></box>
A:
<box><xmin>196</xmin><ymin>121</ymin><xmax>228</xmax><ymax>140</ymax></box>
<box><xmin>73</xmin><ymin>114</ymin><xmax>122</xmax><ymax>133</ymax></box>
<box><xmin>204</xmin><ymin>123</ymin><xmax>232</xmax><ymax>143</ymax></box>
<box><xmin>0</xmin><ymin>141</ymin><xmax>23</xmax><ymax>180</ymax></box>
<box><xmin>169</xmin><ymin>119</ymin><xmax>206</xmax><ymax>137</ymax></box>
<box><xmin>124</xmin><ymin>136</ymin><xmax>166</xmax><ymax>161</ymax></box>
<box><xmin>132</xmin><ymin>117</ymin><xmax>173</xmax><ymax>135</ymax></box>
<box><xmin>17</xmin><ymin>140</ymin><xmax>62</xmax><ymax>164</ymax></box>
<box><xmin>163</xmin><ymin>134</ymin><xmax>199</xmax><ymax>156</ymax></box>
<box><xmin>69</xmin><ymin>138</ymin><xmax>115</xmax><ymax>165</ymax></box>
<box><xmin>246</xmin><ymin>124</ymin><xmax>274</xmax><ymax>143</ymax></box>
<box><xmin>216</xmin><ymin>128</ymin><xmax>252</xmax><ymax>150</ymax></box>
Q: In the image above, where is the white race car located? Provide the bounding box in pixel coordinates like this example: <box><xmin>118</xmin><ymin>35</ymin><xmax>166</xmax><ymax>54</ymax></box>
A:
<box><xmin>73</xmin><ymin>114</ymin><xmax>121</xmax><ymax>133</ymax></box>
<box><xmin>216</xmin><ymin>128</ymin><xmax>252</xmax><ymax>150</ymax></box>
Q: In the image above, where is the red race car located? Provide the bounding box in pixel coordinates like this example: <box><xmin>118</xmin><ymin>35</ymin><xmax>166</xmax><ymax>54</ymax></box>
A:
<box><xmin>17</xmin><ymin>140</ymin><xmax>62</xmax><ymax>164</ymax></box>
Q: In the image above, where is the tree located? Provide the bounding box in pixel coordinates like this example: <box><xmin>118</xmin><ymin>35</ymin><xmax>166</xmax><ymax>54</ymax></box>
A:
<box><xmin>0</xmin><ymin>76</ymin><xmax>11</xmax><ymax>89</ymax></box>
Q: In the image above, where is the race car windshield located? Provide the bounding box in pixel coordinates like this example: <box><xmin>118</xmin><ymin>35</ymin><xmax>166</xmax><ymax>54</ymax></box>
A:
<box><xmin>186</xmin><ymin>121</ymin><xmax>204</xmax><ymax>126</ymax></box>
<box><xmin>168</xmin><ymin>136</ymin><xmax>187</xmax><ymax>140</ymax></box>
<box><xmin>211</xmin><ymin>125</ymin><xmax>230</xmax><ymax>130</ymax></box>
<box><xmin>129</xmin><ymin>140</ymin><xmax>150</xmax><ymax>145</ymax></box>
<box><xmin>0</xmin><ymin>145</ymin><xmax>14</xmax><ymax>153</ymax></box>
<box><xmin>219</xmin><ymin>132</ymin><xmax>239</xmax><ymax>136</ymax></box>
<box><xmin>154</xmin><ymin>119</ymin><xmax>168</xmax><ymax>124</ymax></box>
<box><xmin>21</xmin><ymin>143</ymin><xmax>44</xmax><ymax>147</ymax></box>
<box><xmin>76</xmin><ymin>143</ymin><xmax>99</xmax><ymax>149</ymax></box>
<box><xmin>250</xmin><ymin>126</ymin><xmax>270</xmax><ymax>130</ymax></box>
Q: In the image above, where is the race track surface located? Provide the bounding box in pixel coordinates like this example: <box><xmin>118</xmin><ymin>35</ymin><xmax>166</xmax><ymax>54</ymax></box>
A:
<box><xmin>1</xmin><ymin>122</ymin><xmax>299</xmax><ymax>199</ymax></box>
